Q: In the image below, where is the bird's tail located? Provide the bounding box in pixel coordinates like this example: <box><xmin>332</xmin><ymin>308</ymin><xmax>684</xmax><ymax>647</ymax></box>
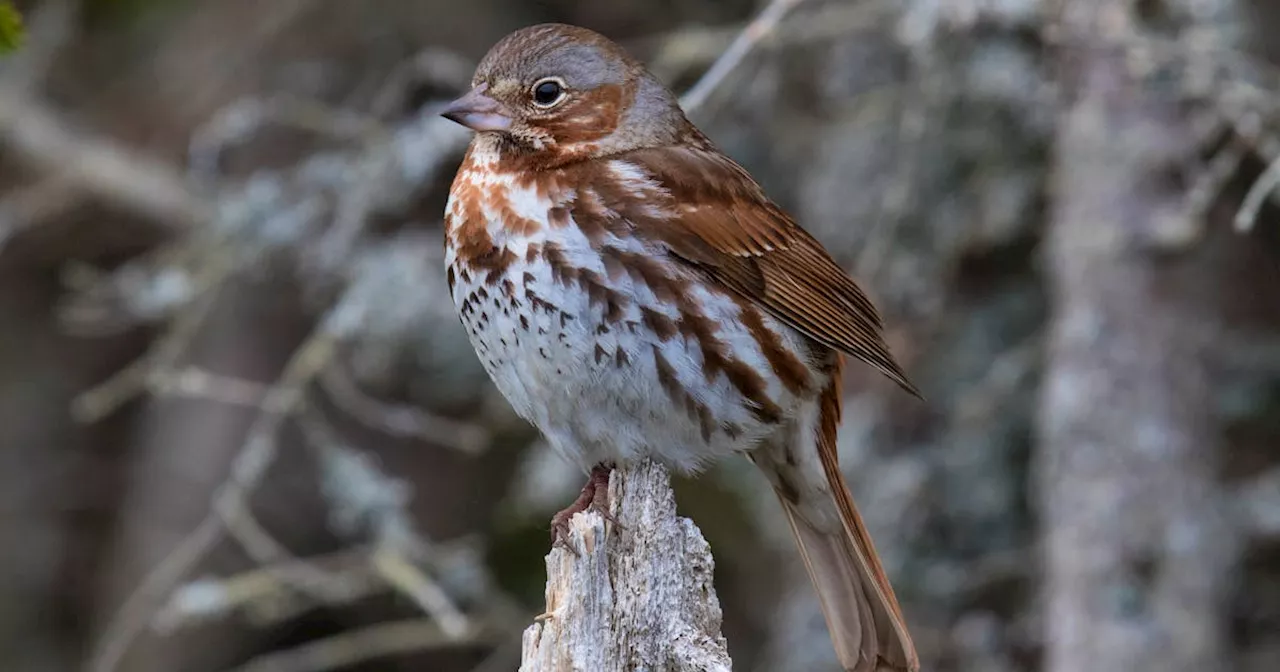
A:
<box><xmin>775</xmin><ymin>473</ymin><xmax>918</xmax><ymax>671</ymax></box>
<box><xmin>767</xmin><ymin>360</ymin><xmax>918</xmax><ymax>671</ymax></box>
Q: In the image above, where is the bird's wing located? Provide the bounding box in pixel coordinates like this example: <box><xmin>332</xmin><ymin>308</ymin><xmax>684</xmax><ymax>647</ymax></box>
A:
<box><xmin>596</xmin><ymin>142</ymin><xmax>918</xmax><ymax>396</ymax></box>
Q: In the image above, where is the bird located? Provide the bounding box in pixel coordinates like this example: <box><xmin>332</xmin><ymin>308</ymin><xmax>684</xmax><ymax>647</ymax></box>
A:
<box><xmin>440</xmin><ymin>23</ymin><xmax>920</xmax><ymax>672</ymax></box>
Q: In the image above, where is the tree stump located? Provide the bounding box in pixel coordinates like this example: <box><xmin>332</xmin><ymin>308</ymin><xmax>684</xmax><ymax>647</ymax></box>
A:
<box><xmin>519</xmin><ymin>460</ymin><xmax>733</xmax><ymax>672</ymax></box>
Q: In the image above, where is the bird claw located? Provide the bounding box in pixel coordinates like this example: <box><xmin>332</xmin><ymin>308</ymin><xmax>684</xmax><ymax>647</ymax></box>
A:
<box><xmin>549</xmin><ymin>463</ymin><xmax>620</xmax><ymax>554</ymax></box>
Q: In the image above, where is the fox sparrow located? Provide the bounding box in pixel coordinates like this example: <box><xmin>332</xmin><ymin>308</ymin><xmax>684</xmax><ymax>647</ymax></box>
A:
<box><xmin>441</xmin><ymin>23</ymin><xmax>920</xmax><ymax>672</ymax></box>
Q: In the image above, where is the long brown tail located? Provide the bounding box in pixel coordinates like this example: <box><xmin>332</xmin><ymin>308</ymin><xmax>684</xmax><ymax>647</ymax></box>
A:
<box><xmin>770</xmin><ymin>359</ymin><xmax>918</xmax><ymax>671</ymax></box>
<box><xmin>776</xmin><ymin>477</ymin><xmax>918</xmax><ymax>671</ymax></box>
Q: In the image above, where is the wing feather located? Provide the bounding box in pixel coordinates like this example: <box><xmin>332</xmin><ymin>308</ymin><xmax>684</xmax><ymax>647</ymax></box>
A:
<box><xmin>591</xmin><ymin>143</ymin><xmax>919</xmax><ymax>396</ymax></box>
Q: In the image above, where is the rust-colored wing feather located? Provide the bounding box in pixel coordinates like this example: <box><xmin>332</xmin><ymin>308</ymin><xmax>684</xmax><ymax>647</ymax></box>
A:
<box><xmin>611</xmin><ymin>143</ymin><xmax>920</xmax><ymax>397</ymax></box>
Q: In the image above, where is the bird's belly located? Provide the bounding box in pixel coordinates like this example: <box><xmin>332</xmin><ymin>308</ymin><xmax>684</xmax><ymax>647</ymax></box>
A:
<box><xmin>448</xmin><ymin>246</ymin><xmax>818</xmax><ymax>473</ymax></box>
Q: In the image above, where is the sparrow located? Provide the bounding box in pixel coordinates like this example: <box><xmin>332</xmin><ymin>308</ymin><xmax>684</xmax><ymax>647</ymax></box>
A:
<box><xmin>440</xmin><ymin>23</ymin><xmax>920</xmax><ymax>672</ymax></box>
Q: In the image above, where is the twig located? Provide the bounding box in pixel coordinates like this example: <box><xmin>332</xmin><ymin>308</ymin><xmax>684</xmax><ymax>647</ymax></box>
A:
<box><xmin>72</xmin><ymin>290</ymin><xmax>222</xmax><ymax>422</ymax></box>
<box><xmin>319</xmin><ymin>364</ymin><xmax>490</xmax><ymax>454</ymax></box>
<box><xmin>368</xmin><ymin>47</ymin><xmax>474</xmax><ymax>117</ymax></box>
<box><xmin>155</xmin><ymin>548</ymin><xmax>376</xmax><ymax>631</ymax></box>
<box><xmin>0</xmin><ymin>174</ymin><xmax>79</xmax><ymax>253</ymax></box>
<box><xmin>221</xmin><ymin>618</ymin><xmax>486</xmax><ymax>672</ymax></box>
<box><xmin>372</xmin><ymin>546</ymin><xmax>472</xmax><ymax>640</ymax></box>
<box><xmin>209</xmin><ymin>319</ymin><xmax>350</xmax><ymax>597</ymax></box>
<box><xmin>88</xmin><ymin>312</ymin><xmax>347</xmax><ymax>672</ymax></box>
<box><xmin>647</xmin><ymin>0</ymin><xmax>890</xmax><ymax>82</ymax></box>
<box><xmin>150</xmin><ymin>367</ymin><xmax>273</xmax><ymax>408</ymax></box>
<box><xmin>679</xmin><ymin>0</ymin><xmax>806</xmax><ymax>113</ymax></box>
<box><xmin>296</xmin><ymin>408</ymin><xmax>472</xmax><ymax>639</ymax></box>
<box><xmin>1235</xmin><ymin>154</ymin><xmax>1280</xmax><ymax>232</ymax></box>
<box><xmin>0</xmin><ymin>93</ymin><xmax>212</xmax><ymax>230</ymax></box>
<box><xmin>88</xmin><ymin>516</ymin><xmax>225</xmax><ymax>672</ymax></box>
<box><xmin>188</xmin><ymin>94</ymin><xmax>388</xmax><ymax>183</ymax></box>
<box><xmin>1182</xmin><ymin>132</ymin><xmax>1246</xmax><ymax>229</ymax></box>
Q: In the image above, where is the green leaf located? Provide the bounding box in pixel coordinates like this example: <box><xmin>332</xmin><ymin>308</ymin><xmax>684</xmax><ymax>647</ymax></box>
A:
<box><xmin>0</xmin><ymin>1</ymin><xmax>24</xmax><ymax>54</ymax></box>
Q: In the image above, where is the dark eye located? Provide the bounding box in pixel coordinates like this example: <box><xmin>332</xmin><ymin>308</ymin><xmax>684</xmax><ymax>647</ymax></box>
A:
<box><xmin>531</xmin><ymin>78</ymin><xmax>565</xmax><ymax>107</ymax></box>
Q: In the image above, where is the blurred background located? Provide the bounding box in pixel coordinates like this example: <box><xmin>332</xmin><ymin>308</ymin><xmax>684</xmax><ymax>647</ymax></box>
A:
<box><xmin>1</xmin><ymin>0</ymin><xmax>1278</xmax><ymax>671</ymax></box>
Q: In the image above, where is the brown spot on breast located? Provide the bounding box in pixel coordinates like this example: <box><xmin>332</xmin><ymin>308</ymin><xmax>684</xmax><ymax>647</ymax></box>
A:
<box><xmin>527</xmin><ymin>290</ymin><xmax>562</xmax><ymax>315</ymax></box>
<box><xmin>543</xmin><ymin>242</ymin><xmax>578</xmax><ymax>286</ymax></box>
<box><xmin>477</xmin><ymin>247</ymin><xmax>517</xmax><ymax>285</ymax></box>
<box><xmin>652</xmin><ymin>347</ymin><xmax>680</xmax><ymax>397</ymax></box>
<box><xmin>480</xmin><ymin>176</ymin><xmax>542</xmax><ymax>237</ymax></box>
<box><xmin>600</xmin><ymin>247</ymin><xmax>682</xmax><ymax>302</ymax></box>
<box><xmin>639</xmin><ymin>306</ymin><xmax>677</xmax><ymax>341</ymax></box>
<box><xmin>652</xmin><ymin>345</ymin><xmax>716</xmax><ymax>443</ymax></box>
<box><xmin>733</xmin><ymin>296</ymin><xmax>812</xmax><ymax>395</ymax></box>
<box><xmin>448</xmin><ymin>157</ymin><xmax>489</xmax><ymax>230</ymax></box>
<box><xmin>672</xmin><ymin>289</ymin><xmax>782</xmax><ymax>424</ymax></box>
<box><xmin>450</xmin><ymin>185</ymin><xmax>516</xmax><ymax>284</ymax></box>
<box><xmin>569</xmin><ymin>182</ymin><xmax>633</xmax><ymax>243</ymax></box>
<box><xmin>511</xmin><ymin>162</ymin><xmax>571</xmax><ymax>200</ymax></box>
<box><xmin>562</xmin><ymin>265</ymin><xmax>627</xmax><ymax>323</ymax></box>
<box><xmin>548</xmin><ymin>206</ymin><xmax>571</xmax><ymax>228</ymax></box>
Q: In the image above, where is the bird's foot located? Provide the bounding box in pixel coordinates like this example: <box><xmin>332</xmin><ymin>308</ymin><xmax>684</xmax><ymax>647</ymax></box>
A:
<box><xmin>551</xmin><ymin>463</ymin><xmax>619</xmax><ymax>555</ymax></box>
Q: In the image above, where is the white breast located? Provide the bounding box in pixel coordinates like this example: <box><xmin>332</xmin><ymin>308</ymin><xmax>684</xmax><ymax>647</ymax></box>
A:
<box><xmin>445</xmin><ymin>155</ymin><xmax>819</xmax><ymax>473</ymax></box>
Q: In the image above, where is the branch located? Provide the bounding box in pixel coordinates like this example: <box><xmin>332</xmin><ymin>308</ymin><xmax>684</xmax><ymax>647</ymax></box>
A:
<box><xmin>519</xmin><ymin>461</ymin><xmax>731</xmax><ymax>672</ymax></box>
<box><xmin>224</xmin><ymin>618</ymin><xmax>487</xmax><ymax>672</ymax></box>
<box><xmin>0</xmin><ymin>93</ymin><xmax>212</xmax><ymax>231</ymax></box>
<box><xmin>678</xmin><ymin>0</ymin><xmax>805</xmax><ymax>113</ymax></box>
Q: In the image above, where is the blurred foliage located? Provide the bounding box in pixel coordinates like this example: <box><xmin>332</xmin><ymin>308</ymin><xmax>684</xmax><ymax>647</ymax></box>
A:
<box><xmin>0</xmin><ymin>1</ymin><xmax>22</xmax><ymax>53</ymax></box>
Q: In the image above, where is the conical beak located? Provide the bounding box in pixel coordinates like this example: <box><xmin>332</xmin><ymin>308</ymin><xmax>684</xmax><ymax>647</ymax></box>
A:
<box><xmin>441</xmin><ymin>83</ymin><xmax>511</xmax><ymax>132</ymax></box>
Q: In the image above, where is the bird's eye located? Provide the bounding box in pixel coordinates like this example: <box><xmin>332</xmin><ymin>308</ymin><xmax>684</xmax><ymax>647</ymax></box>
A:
<box><xmin>531</xmin><ymin>78</ymin><xmax>566</xmax><ymax>107</ymax></box>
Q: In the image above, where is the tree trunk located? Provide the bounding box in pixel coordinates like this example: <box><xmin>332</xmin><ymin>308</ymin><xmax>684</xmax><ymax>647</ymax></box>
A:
<box><xmin>1038</xmin><ymin>4</ymin><xmax>1238</xmax><ymax>671</ymax></box>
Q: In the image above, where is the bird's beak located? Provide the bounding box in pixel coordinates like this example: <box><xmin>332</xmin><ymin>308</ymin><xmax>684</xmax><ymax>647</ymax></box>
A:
<box><xmin>441</xmin><ymin>84</ymin><xmax>511</xmax><ymax>132</ymax></box>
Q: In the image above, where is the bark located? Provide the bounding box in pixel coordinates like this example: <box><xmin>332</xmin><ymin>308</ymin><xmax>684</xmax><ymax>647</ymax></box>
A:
<box><xmin>1038</xmin><ymin>4</ymin><xmax>1238</xmax><ymax>672</ymax></box>
<box><xmin>519</xmin><ymin>460</ymin><xmax>732</xmax><ymax>672</ymax></box>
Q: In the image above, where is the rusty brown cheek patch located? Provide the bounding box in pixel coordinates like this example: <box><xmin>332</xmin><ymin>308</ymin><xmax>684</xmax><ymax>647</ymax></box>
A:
<box><xmin>535</xmin><ymin>84</ymin><xmax>624</xmax><ymax>144</ymax></box>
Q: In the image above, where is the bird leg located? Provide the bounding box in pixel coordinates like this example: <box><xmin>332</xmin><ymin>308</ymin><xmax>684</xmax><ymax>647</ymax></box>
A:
<box><xmin>551</xmin><ymin>462</ymin><xmax>619</xmax><ymax>554</ymax></box>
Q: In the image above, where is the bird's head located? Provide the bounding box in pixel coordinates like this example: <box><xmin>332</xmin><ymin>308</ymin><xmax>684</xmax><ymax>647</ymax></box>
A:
<box><xmin>442</xmin><ymin>24</ymin><xmax>692</xmax><ymax>166</ymax></box>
